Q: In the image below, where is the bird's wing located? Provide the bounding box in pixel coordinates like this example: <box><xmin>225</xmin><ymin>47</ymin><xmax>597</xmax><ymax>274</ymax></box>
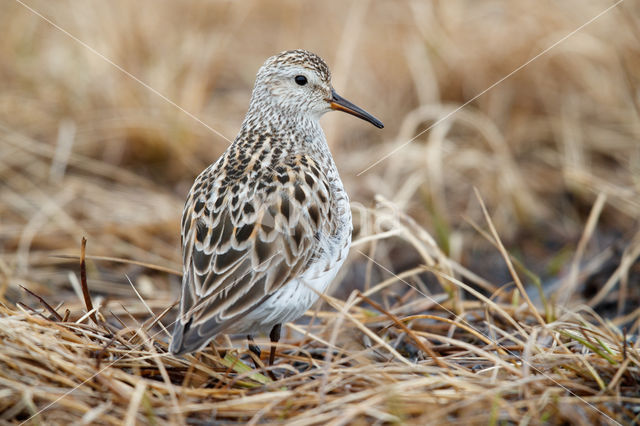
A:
<box><xmin>170</xmin><ymin>160</ymin><xmax>332</xmax><ymax>354</ymax></box>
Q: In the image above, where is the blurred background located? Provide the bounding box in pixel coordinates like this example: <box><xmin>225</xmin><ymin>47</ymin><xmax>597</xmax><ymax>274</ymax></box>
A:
<box><xmin>1</xmin><ymin>0</ymin><xmax>639</xmax><ymax>322</ymax></box>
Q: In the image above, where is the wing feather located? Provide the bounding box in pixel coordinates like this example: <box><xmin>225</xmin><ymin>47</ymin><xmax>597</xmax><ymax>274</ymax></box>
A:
<box><xmin>170</xmin><ymin>159</ymin><xmax>331</xmax><ymax>355</ymax></box>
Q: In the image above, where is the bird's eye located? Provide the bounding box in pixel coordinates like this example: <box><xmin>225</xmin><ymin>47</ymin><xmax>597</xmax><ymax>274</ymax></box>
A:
<box><xmin>294</xmin><ymin>75</ymin><xmax>308</xmax><ymax>86</ymax></box>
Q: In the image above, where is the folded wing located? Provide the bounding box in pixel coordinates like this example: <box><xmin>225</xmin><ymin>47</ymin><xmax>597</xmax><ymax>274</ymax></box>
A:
<box><xmin>170</xmin><ymin>161</ymin><xmax>331</xmax><ymax>355</ymax></box>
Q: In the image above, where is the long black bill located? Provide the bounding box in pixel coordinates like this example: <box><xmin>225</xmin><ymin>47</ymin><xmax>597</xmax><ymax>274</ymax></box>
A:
<box><xmin>330</xmin><ymin>89</ymin><xmax>384</xmax><ymax>129</ymax></box>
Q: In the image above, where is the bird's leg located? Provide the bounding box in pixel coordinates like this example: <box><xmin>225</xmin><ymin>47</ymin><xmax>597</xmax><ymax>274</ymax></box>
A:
<box><xmin>265</xmin><ymin>324</ymin><xmax>282</xmax><ymax>380</ymax></box>
<box><xmin>247</xmin><ymin>335</ymin><xmax>262</xmax><ymax>370</ymax></box>
<box><xmin>268</xmin><ymin>323</ymin><xmax>281</xmax><ymax>367</ymax></box>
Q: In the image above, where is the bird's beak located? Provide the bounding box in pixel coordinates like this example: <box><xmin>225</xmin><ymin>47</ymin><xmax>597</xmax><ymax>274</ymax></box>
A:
<box><xmin>329</xmin><ymin>89</ymin><xmax>384</xmax><ymax>129</ymax></box>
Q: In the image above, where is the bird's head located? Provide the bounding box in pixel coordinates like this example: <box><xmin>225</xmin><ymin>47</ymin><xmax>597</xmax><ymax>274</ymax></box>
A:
<box><xmin>250</xmin><ymin>49</ymin><xmax>383</xmax><ymax>128</ymax></box>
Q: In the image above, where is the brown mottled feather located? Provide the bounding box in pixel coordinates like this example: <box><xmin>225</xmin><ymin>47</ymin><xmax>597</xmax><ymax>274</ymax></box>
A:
<box><xmin>177</xmin><ymin>153</ymin><xmax>334</xmax><ymax>345</ymax></box>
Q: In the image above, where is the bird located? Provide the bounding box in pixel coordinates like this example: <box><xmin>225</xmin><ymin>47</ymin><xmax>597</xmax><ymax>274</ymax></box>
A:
<box><xmin>169</xmin><ymin>49</ymin><xmax>383</xmax><ymax>370</ymax></box>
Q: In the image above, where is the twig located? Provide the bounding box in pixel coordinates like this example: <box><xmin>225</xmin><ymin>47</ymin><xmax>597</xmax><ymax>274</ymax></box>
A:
<box><xmin>357</xmin><ymin>291</ymin><xmax>449</xmax><ymax>370</ymax></box>
<box><xmin>80</xmin><ymin>237</ymin><xmax>98</xmax><ymax>326</ymax></box>
<box><xmin>20</xmin><ymin>285</ymin><xmax>63</xmax><ymax>321</ymax></box>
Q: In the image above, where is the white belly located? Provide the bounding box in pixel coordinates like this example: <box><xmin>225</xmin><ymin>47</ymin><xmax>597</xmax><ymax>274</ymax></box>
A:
<box><xmin>225</xmin><ymin>239</ymin><xmax>350</xmax><ymax>335</ymax></box>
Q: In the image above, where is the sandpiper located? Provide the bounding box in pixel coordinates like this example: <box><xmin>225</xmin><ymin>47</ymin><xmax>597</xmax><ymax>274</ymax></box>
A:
<box><xmin>169</xmin><ymin>49</ymin><xmax>383</xmax><ymax>369</ymax></box>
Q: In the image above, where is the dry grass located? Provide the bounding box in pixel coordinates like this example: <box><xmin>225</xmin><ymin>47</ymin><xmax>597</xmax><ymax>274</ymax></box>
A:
<box><xmin>1</xmin><ymin>0</ymin><xmax>640</xmax><ymax>424</ymax></box>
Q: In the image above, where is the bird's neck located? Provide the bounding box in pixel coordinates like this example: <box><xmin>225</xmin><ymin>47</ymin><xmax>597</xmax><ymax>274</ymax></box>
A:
<box><xmin>238</xmin><ymin>101</ymin><xmax>331</xmax><ymax>161</ymax></box>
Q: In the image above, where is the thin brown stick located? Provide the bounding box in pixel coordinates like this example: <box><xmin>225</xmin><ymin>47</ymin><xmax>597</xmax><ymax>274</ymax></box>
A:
<box><xmin>80</xmin><ymin>237</ymin><xmax>98</xmax><ymax>326</ymax></box>
<box><xmin>19</xmin><ymin>286</ymin><xmax>63</xmax><ymax>321</ymax></box>
<box><xmin>357</xmin><ymin>291</ymin><xmax>449</xmax><ymax>370</ymax></box>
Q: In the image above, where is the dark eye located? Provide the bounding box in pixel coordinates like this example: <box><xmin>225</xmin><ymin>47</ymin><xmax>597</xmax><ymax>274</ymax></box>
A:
<box><xmin>294</xmin><ymin>75</ymin><xmax>308</xmax><ymax>86</ymax></box>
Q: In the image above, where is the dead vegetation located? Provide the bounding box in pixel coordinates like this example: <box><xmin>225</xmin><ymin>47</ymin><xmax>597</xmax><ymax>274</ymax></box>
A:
<box><xmin>1</xmin><ymin>0</ymin><xmax>640</xmax><ymax>424</ymax></box>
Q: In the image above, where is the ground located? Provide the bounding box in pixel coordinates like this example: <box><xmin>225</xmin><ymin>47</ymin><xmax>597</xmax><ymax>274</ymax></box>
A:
<box><xmin>1</xmin><ymin>1</ymin><xmax>639</xmax><ymax>424</ymax></box>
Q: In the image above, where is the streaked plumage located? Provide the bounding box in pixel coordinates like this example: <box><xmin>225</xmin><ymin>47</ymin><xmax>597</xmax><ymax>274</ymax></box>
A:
<box><xmin>169</xmin><ymin>50</ymin><xmax>383</xmax><ymax>359</ymax></box>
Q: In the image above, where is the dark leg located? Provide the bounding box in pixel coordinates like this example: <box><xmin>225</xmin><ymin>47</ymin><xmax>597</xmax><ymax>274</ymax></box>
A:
<box><xmin>247</xmin><ymin>335</ymin><xmax>262</xmax><ymax>370</ymax></box>
<box><xmin>268</xmin><ymin>323</ymin><xmax>281</xmax><ymax>367</ymax></box>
